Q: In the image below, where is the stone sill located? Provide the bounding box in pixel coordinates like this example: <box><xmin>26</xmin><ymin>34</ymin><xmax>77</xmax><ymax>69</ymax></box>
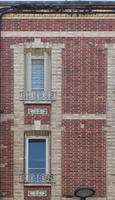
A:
<box><xmin>23</xmin><ymin>101</ymin><xmax>52</xmax><ymax>104</ymax></box>
<box><xmin>24</xmin><ymin>183</ymin><xmax>51</xmax><ymax>187</ymax></box>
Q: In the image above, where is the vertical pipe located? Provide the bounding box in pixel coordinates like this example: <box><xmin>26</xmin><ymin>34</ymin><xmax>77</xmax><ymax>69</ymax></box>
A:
<box><xmin>0</xmin><ymin>13</ymin><xmax>3</xmax><ymax>197</ymax></box>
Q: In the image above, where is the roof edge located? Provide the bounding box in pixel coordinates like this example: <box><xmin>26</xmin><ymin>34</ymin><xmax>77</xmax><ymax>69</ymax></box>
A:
<box><xmin>1</xmin><ymin>1</ymin><xmax>115</xmax><ymax>6</ymax></box>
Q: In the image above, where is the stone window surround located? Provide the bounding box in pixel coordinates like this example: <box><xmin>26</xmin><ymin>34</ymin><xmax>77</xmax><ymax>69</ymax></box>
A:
<box><xmin>105</xmin><ymin>43</ymin><xmax>115</xmax><ymax>200</ymax></box>
<box><xmin>25</xmin><ymin>49</ymin><xmax>51</xmax><ymax>101</ymax></box>
<box><xmin>25</xmin><ymin>135</ymin><xmax>50</xmax><ymax>182</ymax></box>
<box><xmin>11</xmin><ymin>38</ymin><xmax>65</xmax><ymax>200</ymax></box>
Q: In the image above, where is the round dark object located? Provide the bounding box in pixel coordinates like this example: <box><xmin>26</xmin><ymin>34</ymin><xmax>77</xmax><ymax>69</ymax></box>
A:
<box><xmin>74</xmin><ymin>187</ymin><xmax>95</xmax><ymax>198</ymax></box>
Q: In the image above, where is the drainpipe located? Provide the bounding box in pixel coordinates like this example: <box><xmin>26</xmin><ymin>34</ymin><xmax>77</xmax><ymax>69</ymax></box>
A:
<box><xmin>0</xmin><ymin>13</ymin><xmax>3</xmax><ymax>113</ymax></box>
<box><xmin>0</xmin><ymin>12</ymin><xmax>3</xmax><ymax>198</ymax></box>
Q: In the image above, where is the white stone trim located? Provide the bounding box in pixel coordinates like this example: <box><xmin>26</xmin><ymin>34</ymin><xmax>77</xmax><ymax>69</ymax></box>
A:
<box><xmin>1</xmin><ymin>114</ymin><xmax>14</xmax><ymax>122</ymax></box>
<box><xmin>13</xmin><ymin>45</ymin><xmax>25</xmax><ymax>200</ymax></box>
<box><xmin>106</xmin><ymin>44</ymin><xmax>115</xmax><ymax>200</ymax></box>
<box><xmin>11</xmin><ymin>38</ymin><xmax>64</xmax><ymax>200</ymax></box>
<box><xmin>50</xmin><ymin>45</ymin><xmax>63</xmax><ymax>200</ymax></box>
<box><xmin>63</xmin><ymin>114</ymin><xmax>106</xmax><ymax>120</ymax></box>
<box><xmin>11</xmin><ymin>38</ymin><xmax>65</xmax><ymax>49</ymax></box>
<box><xmin>2</xmin><ymin>31</ymin><xmax>115</xmax><ymax>38</ymax></box>
<box><xmin>23</xmin><ymin>100</ymin><xmax>52</xmax><ymax>104</ymax></box>
<box><xmin>1</xmin><ymin>198</ymin><xmax>14</xmax><ymax>200</ymax></box>
<box><xmin>11</xmin><ymin>124</ymin><xmax>51</xmax><ymax>132</ymax></box>
<box><xmin>62</xmin><ymin>198</ymin><xmax>106</xmax><ymax>200</ymax></box>
<box><xmin>3</xmin><ymin>13</ymin><xmax>115</xmax><ymax>19</ymax></box>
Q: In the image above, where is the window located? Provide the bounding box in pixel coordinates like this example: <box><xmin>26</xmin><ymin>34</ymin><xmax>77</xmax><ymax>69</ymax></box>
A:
<box><xmin>25</xmin><ymin>136</ymin><xmax>50</xmax><ymax>184</ymax></box>
<box><xmin>31</xmin><ymin>59</ymin><xmax>44</xmax><ymax>90</ymax></box>
<box><xmin>25</xmin><ymin>49</ymin><xmax>51</xmax><ymax>101</ymax></box>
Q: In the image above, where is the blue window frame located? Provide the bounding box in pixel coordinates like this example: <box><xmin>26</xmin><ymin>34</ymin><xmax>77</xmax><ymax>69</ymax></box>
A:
<box><xmin>28</xmin><ymin>139</ymin><xmax>46</xmax><ymax>175</ymax></box>
<box><xmin>26</xmin><ymin>137</ymin><xmax>49</xmax><ymax>184</ymax></box>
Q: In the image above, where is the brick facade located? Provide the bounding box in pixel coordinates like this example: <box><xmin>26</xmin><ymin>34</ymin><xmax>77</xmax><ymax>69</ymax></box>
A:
<box><xmin>0</xmin><ymin>8</ymin><xmax>115</xmax><ymax>200</ymax></box>
<box><xmin>2</xmin><ymin>19</ymin><xmax>115</xmax><ymax>31</ymax></box>
<box><xmin>62</xmin><ymin>120</ymin><xmax>106</xmax><ymax>198</ymax></box>
<box><xmin>24</xmin><ymin>105</ymin><xmax>51</xmax><ymax>125</ymax></box>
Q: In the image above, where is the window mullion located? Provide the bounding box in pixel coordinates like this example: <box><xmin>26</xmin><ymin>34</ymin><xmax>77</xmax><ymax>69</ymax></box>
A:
<box><xmin>25</xmin><ymin>137</ymin><xmax>29</xmax><ymax>184</ymax></box>
<box><xmin>26</xmin><ymin>52</ymin><xmax>31</xmax><ymax>92</ymax></box>
<box><xmin>48</xmin><ymin>135</ymin><xmax>51</xmax><ymax>174</ymax></box>
<box><xmin>44</xmin><ymin>52</ymin><xmax>51</xmax><ymax>92</ymax></box>
<box><xmin>44</xmin><ymin>52</ymin><xmax>47</xmax><ymax>91</ymax></box>
<box><xmin>46</xmin><ymin>138</ymin><xmax>49</xmax><ymax>174</ymax></box>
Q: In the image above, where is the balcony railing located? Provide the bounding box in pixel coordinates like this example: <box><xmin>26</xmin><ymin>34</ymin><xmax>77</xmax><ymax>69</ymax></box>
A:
<box><xmin>20</xmin><ymin>173</ymin><xmax>56</xmax><ymax>185</ymax></box>
<box><xmin>20</xmin><ymin>90</ymin><xmax>56</xmax><ymax>101</ymax></box>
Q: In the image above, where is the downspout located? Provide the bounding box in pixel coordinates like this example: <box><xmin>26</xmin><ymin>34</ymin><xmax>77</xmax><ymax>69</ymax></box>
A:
<box><xmin>0</xmin><ymin>13</ymin><xmax>3</xmax><ymax>113</ymax></box>
<box><xmin>0</xmin><ymin>12</ymin><xmax>3</xmax><ymax>198</ymax></box>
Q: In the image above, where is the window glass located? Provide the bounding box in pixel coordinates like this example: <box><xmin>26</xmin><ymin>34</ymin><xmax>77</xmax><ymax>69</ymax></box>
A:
<box><xmin>31</xmin><ymin>59</ymin><xmax>44</xmax><ymax>90</ymax></box>
<box><xmin>28</xmin><ymin>139</ymin><xmax>46</xmax><ymax>174</ymax></box>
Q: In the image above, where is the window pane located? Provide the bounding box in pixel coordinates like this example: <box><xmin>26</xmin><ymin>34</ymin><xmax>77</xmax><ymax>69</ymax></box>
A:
<box><xmin>28</xmin><ymin>139</ymin><xmax>46</xmax><ymax>170</ymax></box>
<box><xmin>28</xmin><ymin>169</ymin><xmax>46</xmax><ymax>184</ymax></box>
<box><xmin>31</xmin><ymin>59</ymin><xmax>44</xmax><ymax>89</ymax></box>
<box><xmin>29</xmin><ymin>169</ymin><xmax>45</xmax><ymax>174</ymax></box>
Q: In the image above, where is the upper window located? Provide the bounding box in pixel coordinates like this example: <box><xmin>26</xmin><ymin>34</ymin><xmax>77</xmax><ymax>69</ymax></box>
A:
<box><xmin>25</xmin><ymin>136</ymin><xmax>50</xmax><ymax>184</ymax></box>
<box><xmin>31</xmin><ymin>59</ymin><xmax>44</xmax><ymax>90</ymax></box>
<box><xmin>25</xmin><ymin>49</ymin><xmax>52</xmax><ymax>102</ymax></box>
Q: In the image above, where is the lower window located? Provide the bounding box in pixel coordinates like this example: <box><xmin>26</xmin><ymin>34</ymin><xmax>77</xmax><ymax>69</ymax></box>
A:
<box><xmin>25</xmin><ymin>136</ymin><xmax>50</xmax><ymax>184</ymax></box>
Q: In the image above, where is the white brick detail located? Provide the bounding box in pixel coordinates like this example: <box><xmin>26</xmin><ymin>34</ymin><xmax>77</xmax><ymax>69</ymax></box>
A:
<box><xmin>0</xmin><ymin>114</ymin><xmax>14</xmax><ymax>122</ymax></box>
<box><xmin>106</xmin><ymin>44</ymin><xmax>115</xmax><ymax>200</ymax></box>
<box><xmin>2</xmin><ymin>31</ymin><xmax>115</xmax><ymax>38</ymax></box>
<box><xmin>63</xmin><ymin>114</ymin><xmax>106</xmax><ymax>120</ymax></box>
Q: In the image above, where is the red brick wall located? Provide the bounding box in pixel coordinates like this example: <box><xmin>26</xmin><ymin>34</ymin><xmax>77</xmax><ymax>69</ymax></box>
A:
<box><xmin>0</xmin><ymin>34</ymin><xmax>14</xmax><ymax>197</ymax></box>
<box><xmin>0</xmin><ymin>17</ymin><xmax>112</xmax><ymax>199</ymax></box>
<box><xmin>62</xmin><ymin>38</ymin><xmax>107</xmax><ymax>114</ymax></box>
<box><xmin>24</xmin><ymin>105</ymin><xmax>51</xmax><ymax>125</ymax></box>
<box><xmin>2</xmin><ymin>19</ymin><xmax>115</xmax><ymax>31</ymax></box>
<box><xmin>62</xmin><ymin>120</ymin><xmax>106</xmax><ymax>197</ymax></box>
<box><xmin>0</xmin><ymin>120</ymin><xmax>13</xmax><ymax>197</ymax></box>
<box><xmin>24</xmin><ymin>186</ymin><xmax>51</xmax><ymax>200</ymax></box>
<box><xmin>61</xmin><ymin>37</ymin><xmax>107</xmax><ymax>197</ymax></box>
<box><xmin>0</xmin><ymin>38</ymin><xmax>14</xmax><ymax>114</ymax></box>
